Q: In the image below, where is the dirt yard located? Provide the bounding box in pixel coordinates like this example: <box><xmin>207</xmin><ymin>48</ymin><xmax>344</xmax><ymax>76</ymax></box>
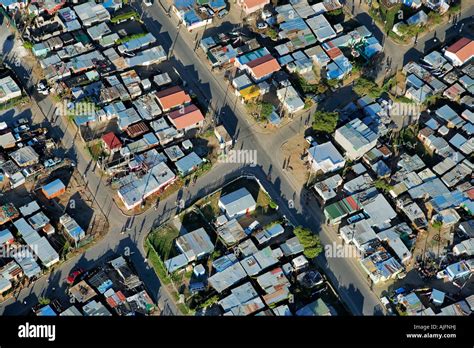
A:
<box><xmin>280</xmin><ymin>133</ymin><xmax>312</xmax><ymax>186</ymax></box>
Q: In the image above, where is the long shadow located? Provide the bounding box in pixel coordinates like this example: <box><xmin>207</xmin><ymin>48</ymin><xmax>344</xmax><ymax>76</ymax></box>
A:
<box><xmin>402</xmin><ymin>47</ymin><xmax>423</xmax><ymax>67</ymax></box>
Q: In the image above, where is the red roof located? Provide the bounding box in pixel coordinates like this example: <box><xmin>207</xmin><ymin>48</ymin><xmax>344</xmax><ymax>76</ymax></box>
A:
<box><xmin>326</xmin><ymin>47</ymin><xmax>343</xmax><ymax>59</ymax></box>
<box><xmin>155</xmin><ymin>86</ymin><xmax>191</xmax><ymax>111</ymax></box>
<box><xmin>168</xmin><ymin>104</ymin><xmax>205</xmax><ymax>130</ymax></box>
<box><xmin>467</xmin><ymin>188</ymin><xmax>474</xmax><ymax>200</ymax></box>
<box><xmin>102</xmin><ymin>132</ymin><xmax>122</xmax><ymax>150</ymax></box>
<box><xmin>126</xmin><ymin>121</ymin><xmax>149</xmax><ymax>138</ymax></box>
<box><xmin>241</xmin><ymin>0</ymin><xmax>269</xmax><ymax>10</ymax></box>
<box><xmin>446</xmin><ymin>37</ymin><xmax>474</xmax><ymax>63</ymax></box>
<box><xmin>247</xmin><ymin>54</ymin><xmax>281</xmax><ymax>79</ymax></box>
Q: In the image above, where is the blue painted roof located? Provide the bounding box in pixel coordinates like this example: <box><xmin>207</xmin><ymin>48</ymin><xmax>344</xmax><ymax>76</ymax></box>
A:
<box><xmin>42</xmin><ymin>179</ymin><xmax>65</xmax><ymax>197</ymax></box>
<box><xmin>0</xmin><ymin>0</ymin><xmax>26</xmax><ymax>7</ymax></box>
<box><xmin>37</xmin><ymin>305</ymin><xmax>57</xmax><ymax>316</ymax></box>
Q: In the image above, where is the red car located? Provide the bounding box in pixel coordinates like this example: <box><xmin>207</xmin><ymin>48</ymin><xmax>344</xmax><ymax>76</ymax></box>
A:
<box><xmin>66</xmin><ymin>268</ymin><xmax>85</xmax><ymax>285</ymax></box>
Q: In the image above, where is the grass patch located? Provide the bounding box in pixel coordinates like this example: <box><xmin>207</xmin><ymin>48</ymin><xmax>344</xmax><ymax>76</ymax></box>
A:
<box><xmin>115</xmin><ymin>32</ymin><xmax>148</xmax><ymax>44</ymax></box>
<box><xmin>144</xmin><ymin>238</ymin><xmax>171</xmax><ymax>285</ymax></box>
<box><xmin>148</xmin><ymin>224</ymin><xmax>180</xmax><ymax>260</ymax></box>
<box><xmin>111</xmin><ymin>11</ymin><xmax>139</xmax><ymax>24</ymax></box>
<box><xmin>0</xmin><ymin>95</ymin><xmax>29</xmax><ymax>111</ymax></box>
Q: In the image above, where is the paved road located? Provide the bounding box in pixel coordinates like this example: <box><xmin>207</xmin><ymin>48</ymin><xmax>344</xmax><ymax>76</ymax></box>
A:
<box><xmin>4</xmin><ymin>1</ymin><xmax>469</xmax><ymax>315</ymax></box>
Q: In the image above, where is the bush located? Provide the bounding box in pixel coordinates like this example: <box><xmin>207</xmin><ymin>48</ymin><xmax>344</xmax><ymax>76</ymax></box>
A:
<box><xmin>257</xmin><ymin>102</ymin><xmax>273</xmax><ymax>119</ymax></box>
<box><xmin>326</xmin><ymin>8</ymin><xmax>343</xmax><ymax>16</ymax></box>
<box><xmin>23</xmin><ymin>41</ymin><xmax>33</xmax><ymax>49</ymax></box>
<box><xmin>293</xmin><ymin>226</ymin><xmax>323</xmax><ymax>259</ymax></box>
<box><xmin>373</xmin><ymin>179</ymin><xmax>393</xmax><ymax>193</ymax></box>
<box><xmin>312</xmin><ymin>110</ymin><xmax>339</xmax><ymax>134</ymax></box>
<box><xmin>353</xmin><ymin>78</ymin><xmax>384</xmax><ymax>98</ymax></box>
<box><xmin>111</xmin><ymin>11</ymin><xmax>139</xmax><ymax>24</ymax></box>
<box><xmin>115</xmin><ymin>32</ymin><xmax>147</xmax><ymax>44</ymax></box>
<box><xmin>266</xmin><ymin>28</ymin><xmax>278</xmax><ymax>40</ymax></box>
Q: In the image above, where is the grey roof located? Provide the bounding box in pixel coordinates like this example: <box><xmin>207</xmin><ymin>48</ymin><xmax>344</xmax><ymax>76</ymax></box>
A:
<box><xmin>408</xmin><ymin>178</ymin><xmax>450</xmax><ymax>199</ymax></box>
<box><xmin>219</xmin><ymin>187</ymin><xmax>256</xmax><ymax>218</ymax></box>
<box><xmin>164</xmin><ymin>254</ymin><xmax>189</xmax><ymax>273</ymax></box>
<box><xmin>343</xmin><ymin>173</ymin><xmax>373</xmax><ymax>194</ymax></box>
<box><xmin>117</xmin><ymin>161</ymin><xmax>176</xmax><ymax>208</ymax></box>
<box><xmin>218</xmin><ymin>282</ymin><xmax>259</xmax><ymax>312</ymax></box>
<box><xmin>217</xmin><ymin>219</ymin><xmax>247</xmax><ymax>247</ymax></box>
<box><xmin>10</xmin><ymin>146</ymin><xmax>39</xmax><ymax>166</ymax></box>
<box><xmin>280</xmin><ymin>236</ymin><xmax>304</xmax><ymax>256</ymax></box>
<box><xmin>175</xmin><ymin>152</ymin><xmax>203</xmax><ymax>175</ymax></box>
<box><xmin>212</xmin><ymin>253</ymin><xmax>238</xmax><ymax>272</ymax></box>
<box><xmin>340</xmin><ymin>219</ymin><xmax>377</xmax><ymax>248</ymax></box>
<box><xmin>208</xmin><ymin>262</ymin><xmax>247</xmax><ymax>293</ymax></box>
<box><xmin>126</xmin><ymin>46</ymin><xmax>167</xmax><ymax>67</ymax></box>
<box><xmin>14</xmin><ymin>249</ymin><xmax>41</xmax><ymax>278</ymax></box>
<box><xmin>254</xmin><ymin>223</ymin><xmax>285</xmax><ymax>245</ymax></box>
<box><xmin>313</xmin><ymin>174</ymin><xmax>342</xmax><ymax>201</ymax></box>
<box><xmin>240</xmin><ymin>246</ymin><xmax>279</xmax><ymax>276</ymax></box>
<box><xmin>19</xmin><ymin>201</ymin><xmax>41</xmax><ymax>217</ymax></box>
<box><xmin>164</xmin><ymin>145</ymin><xmax>185</xmax><ymax>162</ymax></box>
<box><xmin>362</xmin><ymin>193</ymin><xmax>397</xmax><ymax>229</ymax></box>
<box><xmin>60</xmin><ymin>306</ymin><xmax>83</xmax><ymax>316</ymax></box>
<box><xmin>82</xmin><ymin>300</ymin><xmax>112</xmax><ymax>316</ymax></box>
<box><xmin>237</xmin><ymin>239</ymin><xmax>259</xmax><ymax>257</ymax></box>
<box><xmin>176</xmin><ymin>228</ymin><xmax>214</xmax><ymax>260</ymax></box>
<box><xmin>336</xmin><ymin>118</ymin><xmax>378</xmax><ymax>151</ymax></box>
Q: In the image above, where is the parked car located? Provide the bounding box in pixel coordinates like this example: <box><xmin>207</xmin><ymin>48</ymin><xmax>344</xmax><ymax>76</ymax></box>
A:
<box><xmin>13</xmin><ymin>125</ymin><xmax>30</xmax><ymax>133</ymax></box>
<box><xmin>244</xmin><ymin>221</ymin><xmax>260</xmax><ymax>235</ymax></box>
<box><xmin>13</xmin><ymin>118</ymin><xmax>29</xmax><ymax>127</ymax></box>
<box><xmin>305</xmin><ymin>136</ymin><xmax>317</xmax><ymax>146</ymax></box>
<box><xmin>198</xmin><ymin>6</ymin><xmax>207</xmax><ymax>13</ymax></box>
<box><xmin>256</xmin><ymin>22</ymin><xmax>268</xmax><ymax>30</ymax></box>
<box><xmin>44</xmin><ymin>157</ymin><xmax>62</xmax><ymax>168</ymax></box>
<box><xmin>37</xmin><ymin>80</ymin><xmax>50</xmax><ymax>95</ymax></box>
<box><xmin>67</xmin><ymin>268</ymin><xmax>85</xmax><ymax>285</ymax></box>
<box><xmin>144</xmin><ymin>0</ymin><xmax>153</xmax><ymax>6</ymax></box>
<box><xmin>217</xmin><ymin>9</ymin><xmax>228</xmax><ymax>18</ymax></box>
<box><xmin>207</xmin><ymin>8</ymin><xmax>215</xmax><ymax>17</ymax></box>
<box><xmin>347</xmin><ymin>213</ymin><xmax>366</xmax><ymax>224</ymax></box>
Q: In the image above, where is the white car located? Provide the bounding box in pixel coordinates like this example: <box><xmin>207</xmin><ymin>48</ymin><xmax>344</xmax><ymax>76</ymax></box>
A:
<box><xmin>144</xmin><ymin>0</ymin><xmax>153</xmax><ymax>6</ymax></box>
<box><xmin>14</xmin><ymin>125</ymin><xmax>30</xmax><ymax>133</ymax></box>
<box><xmin>217</xmin><ymin>9</ymin><xmax>228</xmax><ymax>18</ymax></box>
<box><xmin>257</xmin><ymin>22</ymin><xmax>268</xmax><ymax>30</ymax></box>
<box><xmin>207</xmin><ymin>8</ymin><xmax>215</xmax><ymax>17</ymax></box>
<box><xmin>305</xmin><ymin>136</ymin><xmax>317</xmax><ymax>146</ymax></box>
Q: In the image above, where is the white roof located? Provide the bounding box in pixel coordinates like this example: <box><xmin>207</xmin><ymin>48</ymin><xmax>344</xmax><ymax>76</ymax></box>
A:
<box><xmin>308</xmin><ymin>142</ymin><xmax>345</xmax><ymax>171</ymax></box>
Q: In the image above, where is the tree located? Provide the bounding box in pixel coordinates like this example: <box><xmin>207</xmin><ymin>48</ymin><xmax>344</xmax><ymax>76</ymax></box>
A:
<box><xmin>431</xmin><ymin>220</ymin><xmax>443</xmax><ymax>230</ymax></box>
<box><xmin>353</xmin><ymin>78</ymin><xmax>383</xmax><ymax>98</ymax></box>
<box><xmin>312</xmin><ymin>110</ymin><xmax>339</xmax><ymax>134</ymax></box>
<box><xmin>258</xmin><ymin>102</ymin><xmax>273</xmax><ymax>119</ymax></box>
<box><xmin>293</xmin><ymin>226</ymin><xmax>323</xmax><ymax>259</ymax></box>
<box><xmin>373</xmin><ymin>179</ymin><xmax>393</xmax><ymax>193</ymax></box>
<box><xmin>38</xmin><ymin>297</ymin><xmax>50</xmax><ymax>305</ymax></box>
<box><xmin>266</xmin><ymin>28</ymin><xmax>278</xmax><ymax>40</ymax></box>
